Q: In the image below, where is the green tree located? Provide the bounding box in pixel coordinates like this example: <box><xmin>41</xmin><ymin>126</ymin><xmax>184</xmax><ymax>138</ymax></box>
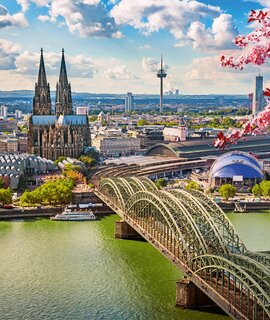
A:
<box><xmin>89</xmin><ymin>115</ymin><xmax>98</xmax><ymax>122</ymax></box>
<box><xmin>155</xmin><ymin>178</ymin><xmax>167</xmax><ymax>189</ymax></box>
<box><xmin>219</xmin><ymin>184</ymin><xmax>236</xmax><ymax>201</ymax></box>
<box><xmin>185</xmin><ymin>181</ymin><xmax>201</xmax><ymax>191</ymax></box>
<box><xmin>79</xmin><ymin>155</ymin><xmax>96</xmax><ymax>166</ymax></box>
<box><xmin>137</xmin><ymin>119</ymin><xmax>149</xmax><ymax>126</ymax></box>
<box><xmin>252</xmin><ymin>184</ymin><xmax>262</xmax><ymax>197</ymax></box>
<box><xmin>20</xmin><ymin>178</ymin><xmax>75</xmax><ymax>206</ymax></box>
<box><xmin>54</xmin><ymin>156</ymin><xmax>67</xmax><ymax>165</ymax></box>
<box><xmin>260</xmin><ymin>180</ymin><xmax>270</xmax><ymax>197</ymax></box>
<box><xmin>0</xmin><ymin>188</ymin><xmax>12</xmax><ymax>205</ymax></box>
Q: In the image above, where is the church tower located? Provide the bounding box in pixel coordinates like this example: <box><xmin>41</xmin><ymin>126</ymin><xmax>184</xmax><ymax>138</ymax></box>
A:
<box><xmin>33</xmin><ymin>48</ymin><xmax>52</xmax><ymax>115</ymax></box>
<box><xmin>55</xmin><ymin>49</ymin><xmax>73</xmax><ymax>116</ymax></box>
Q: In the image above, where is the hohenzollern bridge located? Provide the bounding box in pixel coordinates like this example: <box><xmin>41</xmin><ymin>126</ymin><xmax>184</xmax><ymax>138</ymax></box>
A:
<box><xmin>94</xmin><ymin>176</ymin><xmax>270</xmax><ymax>320</ymax></box>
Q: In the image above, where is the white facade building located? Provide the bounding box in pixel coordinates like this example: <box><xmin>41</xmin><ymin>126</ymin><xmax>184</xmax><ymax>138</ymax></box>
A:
<box><xmin>76</xmin><ymin>106</ymin><xmax>89</xmax><ymax>115</ymax></box>
<box><xmin>15</xmin><ymin>110</ymin><xmax>22</xmax><ymax>118</ymax></box>
<box><xmin>0</xmin><ymin>105</ymin><xmax>8</xmax><ymax>118</ymax></box>
<box><xmin>163</xmin><ymin>126</ymin><xmax>187</xmax><ymax>142</ymax></box>
<box><xmin>92</xmin><ymin>136</ymin><xmax>140</xmax><ymax>157</ymax></box>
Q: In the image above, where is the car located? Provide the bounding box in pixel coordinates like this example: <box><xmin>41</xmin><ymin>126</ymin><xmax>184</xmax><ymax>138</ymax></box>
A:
<box><xmin>3</xmin><ymin>205</ymin><xmax>13</xmax><ymax>209</ymax></box>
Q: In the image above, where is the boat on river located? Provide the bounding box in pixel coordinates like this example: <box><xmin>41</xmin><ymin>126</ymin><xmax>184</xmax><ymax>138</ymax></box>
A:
<box><xmin>50</xmin><ymin>208</ymin><xmax>96</xmax><ymax>221</ymax></box>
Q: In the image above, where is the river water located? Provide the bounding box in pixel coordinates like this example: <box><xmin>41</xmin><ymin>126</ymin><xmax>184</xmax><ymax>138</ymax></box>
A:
<box><xmin>0</xmin><ymin>212</ymin><xmax>269</xmax><ymax>320</ymax></box>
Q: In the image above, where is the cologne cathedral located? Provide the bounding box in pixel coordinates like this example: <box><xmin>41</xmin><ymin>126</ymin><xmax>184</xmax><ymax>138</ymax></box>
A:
<box><xmin>28</xmin><ymin>49</ymin><xmax>91</xmax><ymax>161</ymax></box>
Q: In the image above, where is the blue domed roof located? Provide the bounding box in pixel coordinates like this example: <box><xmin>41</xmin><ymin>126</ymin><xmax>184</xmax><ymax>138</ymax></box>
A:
<box><xmin>210</xmin><ymin>151</ymin><xmax>263</xmax><ymax>179</ymax></box>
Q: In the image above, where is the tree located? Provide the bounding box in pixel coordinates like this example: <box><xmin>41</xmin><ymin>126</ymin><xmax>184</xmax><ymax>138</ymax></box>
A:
<box><xmin>137</xmin><ymin>119</ymin><xmax>149</xmax><ymax>126</ymax></box>
<box><xmin>0</xmin><ymin>177</ymin><xmax>4</xmax><ymax>189</ymax></box>
<box><xmin>185</xmin><ymin>181</ymin><xmax>201</xmax><ymax>191</ymax></box>
<box><xmin>259</xmin><ymin>180</ymin><xmax>270</xmax><ymax>197</ymax></box>
<box><xmin>219</xmin><ymin>184</ymin><xmax>236</xmax><ymax>201</ymax></box>
<box><xmin>215</xmin><ymin>9</ymin><xmax>270</xmax><ymax>149</ymax></box>
<box><xmin>155</xmin><ymin>178</ymin><xmax>167</xmax><ymax>189</ymax></box>
<box><xmin>89</xmin><ymin>115</ymin><xmax>98</xmax><ymax>122</ymax></box>
<box><xmin>0</xmin><ymin>188</ymin><xmax>12</xmax><ymax>205</ymax></box>
<box><xmin>252</xmin><ymin>184</ymin><xmax>262</xmax><ymax>197</ymax></box>
<box><xmin>20</xmin><ymin>178</ymin><xmax>75</xmax><ymax>206</ymax></box>
<box><xmin>79</xmin><ymin>155</ymin><xmax>96</xmax><ymax>166</ymax></box>
<box><xmin>54</xmin><ymin>156</ymin><xmax>67</xmax><ymax>165</ymax></box>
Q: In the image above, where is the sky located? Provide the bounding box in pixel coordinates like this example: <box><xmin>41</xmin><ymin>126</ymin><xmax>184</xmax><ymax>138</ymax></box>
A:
<box><xmin>0</xmin><ymin>0</ymin><xmax>268</xmax><ymax>94</ymax></box>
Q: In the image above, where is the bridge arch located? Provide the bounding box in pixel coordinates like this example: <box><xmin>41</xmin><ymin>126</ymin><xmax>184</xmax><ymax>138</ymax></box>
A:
<box><xmin>125</xmin><ymin>190</ymin><xmax>194</xmax><ymax>260</ymax></box>
<box><xmin>185</xmin><ymin>189</ymin><xmax>247</xmax><ymax>254</ymax></box>
<box><xmin>189</xmin><ymin>254</ymin><xmax>270</xmax><ymax>319</ymax></box>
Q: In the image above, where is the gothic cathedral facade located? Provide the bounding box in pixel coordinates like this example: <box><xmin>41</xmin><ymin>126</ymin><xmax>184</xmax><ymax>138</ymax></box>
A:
<box><xmin>28</xmin><ymin>49</ymin><xmax>91</xmax><ymax>161</ymax></box>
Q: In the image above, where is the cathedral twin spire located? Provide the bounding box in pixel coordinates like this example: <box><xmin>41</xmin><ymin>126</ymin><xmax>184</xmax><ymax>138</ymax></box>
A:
<box><xmin>33</xmin><ymin>48</ymin><xmax>73</xmax><ymax>116</ymax></box>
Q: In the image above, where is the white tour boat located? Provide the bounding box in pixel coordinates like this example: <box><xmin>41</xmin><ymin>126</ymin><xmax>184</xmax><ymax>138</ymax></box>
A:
<box><xmin>50</xmin><ymin>208</ymin><xmax>96</xmax><ymax>221</ymax></box>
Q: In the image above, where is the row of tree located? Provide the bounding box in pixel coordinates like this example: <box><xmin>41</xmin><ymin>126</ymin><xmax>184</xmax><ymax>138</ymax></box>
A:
<box><xmin>20</xmin><ymin>178</ymin><xmax>75</xmax><ymax>206</ymax></box>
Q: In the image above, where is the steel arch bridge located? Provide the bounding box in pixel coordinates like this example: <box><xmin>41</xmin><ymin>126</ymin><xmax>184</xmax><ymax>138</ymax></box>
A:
<box><xmin>96</xmin><ymin>177</ymin><xmax>270</xmax><ymax>320</ymax></box>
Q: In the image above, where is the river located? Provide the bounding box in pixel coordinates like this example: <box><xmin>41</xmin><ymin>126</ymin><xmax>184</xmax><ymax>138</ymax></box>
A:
<box><xmin>0</xmin><ymin>212</ymin><xmax>269</xmax><ymax>320</ymax></box>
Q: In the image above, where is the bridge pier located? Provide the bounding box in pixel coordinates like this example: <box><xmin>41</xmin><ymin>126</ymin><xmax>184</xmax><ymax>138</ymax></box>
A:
<box><xmin>176</xmin><ymin>278</ymin><xmax>215</xmax><ymax>310</ymax></box>
<box><xmin>115</xmin><ymin>220</ymin><xmax>142</xmax><ymax>240</ymax></box>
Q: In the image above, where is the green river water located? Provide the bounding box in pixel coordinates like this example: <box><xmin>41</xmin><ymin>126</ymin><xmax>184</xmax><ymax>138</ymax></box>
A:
<box><xmin>0</xmin><ymin>212</ymin><xmax>269</xmax><ymax>320</ymax></box>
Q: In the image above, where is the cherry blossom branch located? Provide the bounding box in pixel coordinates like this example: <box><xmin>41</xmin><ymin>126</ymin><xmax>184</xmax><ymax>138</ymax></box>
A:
<box><xmin>215</xmin><ymin>9</ymin><xmax>270</xmax><ymax>149</ymax></box>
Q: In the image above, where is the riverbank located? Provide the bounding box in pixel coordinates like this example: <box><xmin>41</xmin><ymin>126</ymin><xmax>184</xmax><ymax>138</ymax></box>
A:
<box><xmin>0</xmin><ymin>205</ymin><xmax>115</xmax><ymax>220</ymax></box>
<box><xmin>219</xmin><ymin>201</ymin><xmax>270</xmax><ymax>211</ymax></box>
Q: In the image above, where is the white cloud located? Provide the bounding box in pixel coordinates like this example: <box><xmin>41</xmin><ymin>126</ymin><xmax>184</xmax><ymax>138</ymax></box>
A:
<box><xmin>183</xmin><ymin>54</ymin><xmax>270</xmax><ymax>94</ymax></box>
<box><xmin>111</xmin><ymin>0</ymin><xmax>238</xmax><ymax>51</ymax></box>
<box><xmin>16</xmin><ymin>0</ymin><xmax>50</xmax><ymax>12</ymax></box>
<box><xmin>105</xmin><ymin>65</ymin><xmax>138</xmax><ymax>80</ymax></box>
<box><xmin>142</xmin><ymin>57</ymin><xmax>169</xmax><ymax>73</ymax></box>
<box><xmin>0</xmin><ymin>39</ymin><xmax>21</xmax><ymax>70</ymax></box>
<box><xmin>38</xmin><ymin>0</ymin><xmax>122</xmax><ymax>38</ymax></box>
<box><xmin>140</xmin><ymin>44</ymin><xmax>151</xmax><ymax>49</ymax></box>
<box><xmin>15</xmin><ymin>51</ymin><xmax>99</xmax><ymax>78</ymax></box>
<box><xmin>254</xmin><ymin>0</ymin><xmax>270</xmax><ymax>6</ymax></box>
<box><xmin>38</xmin><ymin>15</ymin><xmax>56</xmax><ymax>23</ymax></box>
<box><xmin>0</xmin><ymin>5</ymin><xmax>28</xmax><ymax>28</ymax></box>
<box><xmin>186</xmin><ymin>14</ymin><xmax>238</xmax><ymax>51</ymax></box>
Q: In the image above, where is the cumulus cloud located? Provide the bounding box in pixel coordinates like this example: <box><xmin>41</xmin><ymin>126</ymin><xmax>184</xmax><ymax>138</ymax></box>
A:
<box><xmin>16</xmin><ymin>0</ymin><xmax>50</xmax><ymax>12</ymax></box>
<box><xmin>140</xmin><ymin>44</ymin><xmax>151</xmax><ymax>49</ymax></box>
<box><xmin>0</xmin><ymin>39</ymin><xmax>21</xmax><ymax>70</ymax></box>
<box><xmin>142</xmin><ymin>57</ymin><xmax>169</xmax><ymax>73</ymax></box>
<box><xmin>254</xmin><ymin>0</ymin><xmax>270</xmax><ymax>6</ymax></box>
<box><xmin>105</xmin><ymin>65</ymin><xmax>138</xmax><ymax>80</ymax></box>
<box><xmin>186</xmin><ymin>14</ymin><xmax>238</xmax><ymax>51</ymax></box>
<box><xmin>15</xmin><ymin>50</ymin><xmax>98</xmax><ymax>78</ymax></box>
<box><xmin>0</xmin><ymin>5</ymin><xmax>28</xmax><ymax>29</ymax></box>
<box><xmin>185</xmin><ymin>54</ymin><xmax>263</xmax><ymax>82</ymax></box>
<box><xmin>111</xmin><ymin>0</ymin><xmax>237</xmax><ymax>51</ymax></box>
<box><xmin>37</xmin><ymin>0</ymin><xmax>122</xmax><ymax>38</ymax></box>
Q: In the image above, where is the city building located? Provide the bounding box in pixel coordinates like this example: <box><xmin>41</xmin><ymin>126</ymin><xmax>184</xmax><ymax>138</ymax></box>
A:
<box><xmin>106</xmin><ymin>112</ymin><xmax>111</xmax><ymax>123</ymax></box>
<box><xmin>15</xmin><ymin>110</ymin><xmax>22</xmax><ymax>119</ymax></box>
<box><xmin>76</xmin><ymin>106</ymin><xmax>89</xmax><ymax>115</ymax></box>
<box><xmin>0</xmin><ymin>118</ymin><xmax>17</xmax><ymax>133</ymax></box>
<box><xmin>92</xmin><ymin>136</ymin><xmax>141</xmax><ymax>157</ymax></box>
<box><xmin>209</xmin><ymin>151</ymin><xmax>264</xmax><ymax>189</ymax></box>
<box><xmin>0</xmin><ymin>105</ymin><xmax>8</xmax><ymax>118</ymax></box>
<box><xmin>98</xmin><ymin>111</ymin><xmax>106</xmax><ymax>123</ymax></box>
<box><xmin>163</xmin><ymin>126</ymin><xmax>187</xmax><ymax>142</ymax></box>
<box><xmin>145</xmin><ymin>135</ymin><xmax>270</xmax><ymax>159</ymax></box>
<box><xmin>28</xmin><ymin>49</ymin><xmax>91</xmax><ymax>161</ymax></box>
<box><xmin>252</xmin><ymin>74</ymin><xmax>264</xmax><ymax>116</ymax></box>
<box><xmin>125</xmin><ymin>92</ymin><xmax>134</xmax><ymax>112</ymax></box>
<box><xmin>0</xmin><ymin>153</ymin><xmax>57</xmax><ymax>189</ymax></box>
